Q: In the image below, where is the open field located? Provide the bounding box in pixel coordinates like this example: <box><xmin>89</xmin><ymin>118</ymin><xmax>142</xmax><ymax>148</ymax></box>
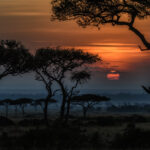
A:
<box><xmin>0</xmin><ymin>114</ymin><xmax>150</xmax><ymax>150</ymax></box>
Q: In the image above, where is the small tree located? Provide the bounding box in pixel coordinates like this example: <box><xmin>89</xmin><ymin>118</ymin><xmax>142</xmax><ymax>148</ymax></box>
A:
<box><xmin>72</xmin><ymin>94</ymin><xmax>110</xmax><ymax>118</ymax></box>
<box><xmin>31</xmin><ymin>99</ymin><xmax>44</xmax><ymax>113</ymax></box>
<box><xmin>11</xmin><ymin>100</ymin><xmax>20</xmax><ymax>117</ymax></box>
<box><xmin>1</xmin><ymin>99</ymin><xmax>13</xmax><ymax>118</ymax></box>
<box><xmin>15</xmin><ymin>98</ymin><xmax>33</xmax><ymax>117</ymax></box>
<box><xmin>32</xmin><ymin>99</ymin><xmax>57</xmax><ymax>115</ymax></box>
<box><xmin>51</xmin><ymin>0</ymin><xmax>150</xmax><ymax>50</ymax></box>
<box><xmin>65</xmin><ymin>70</ymin><xmax>91</xmax><ymax>122</ymax></box>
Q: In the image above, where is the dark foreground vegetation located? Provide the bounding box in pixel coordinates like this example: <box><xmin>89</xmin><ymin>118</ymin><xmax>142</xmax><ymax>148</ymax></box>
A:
<box><xmin>0</xmin><ymin>114</ymin><xmax>150</xmax><ymax>150</ymax></box>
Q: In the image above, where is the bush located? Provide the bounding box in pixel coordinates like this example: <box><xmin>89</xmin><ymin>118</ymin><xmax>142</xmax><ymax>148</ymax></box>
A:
<box><xmin>18</xmin><ymin>119</ymin><xmax>46</xmax><ymax>127</ymax></box>
<box><xmin>90</xmin><ymin>131</ymin><xmax>103</xmax><ymax>148</ymax></box>
<box><xmin>112</xmin><ymin>123</ymin><xmax>150</xmax><ymax>148</ymax></box>
<box><xmin>96</xmin><ymin>116</ymin><xmax>117</xmax><ymax>126</ymax></box>
<box><xmin>0</xmin><ymin>116</ymin><xmax>15</xmax><ymax>126</ymax></box>
<box><xmin>1</xmin><ymin>126</ymin><xmax>89</xmax><ymax>149</ymax></box>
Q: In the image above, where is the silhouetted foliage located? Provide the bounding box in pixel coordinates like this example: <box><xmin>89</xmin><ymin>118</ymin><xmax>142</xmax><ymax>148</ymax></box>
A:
<box><xmin>112</xmin><ymin>123</ymin><xmax>150</xmax><ymax>148</ymax></box>
<box><xmin>90</xmin><ymin>131</ymin><xmax>103</xmax><ymax>148</ymax></box>
<box><xmin>0</xmin><ymin>116</ymin><xmax>14</xmax><ymax>126</ymax></box>
<box><xmin>72</xmin><ymin>94</ymin><xmax>110</xmax><ymax>118</ymax></box>
<box><xmin>1</xmin><ymin>126</ymin><xmax>89</xmax><ymax>150</ymax></box>
<box><xmin>34</xmin><ymin>48</ymin><xmax>62</xmax><ymax>123</ymax></box>
<box><xmin>32</xmin><ymin>98</ymin><xmax>57</xmax><ymax>114</ymax></box>
<box><xmin>142</xmin><ymin>85</ymin><xmax>150</xmax><ymax>94</ymax></box>
<box><xmin>65</xmin><ymin>70</ymin><xmax>91</xmax><ymax>122</ymax></box>
<box><xmin>10</xmin><ymin>99</ymin><xmax>21</xmax><ymax>117</ymax></box>
<box><xmin>1</xmin><ymin>99</ymin><xmax>13</xmax><ymax>117</ymax></box>
<box><xmin>1</xmin><ymin>115</ymin><xmax>150</xmax><ymax>149</ymax></box>
<box><xmin>18</xmin><ymin>119</ymin><xmax>46</xmax><ymax>127</ymax></box>
<box><xmin>34</xmin><ymin>48</ymin><xmax>100</xmax><ymax>121</ymax></box>
<box><xmin>51</xmin><ymin>0</ymin><xmax>150</xmax><ymax>50</ymax></box>
<box><xmin>107</xmin><ymin>103</ymin><xmax>150</xmax><ymax>113</ymax></box>
<box><xmin>0</xmin><ymin>40</ymin><xmax>33</xmax><ymax>80</ymax></box>
<box><xmin>95</xmin><ymin>115</ymin><xmax>147</xmax><ymax>127</ymax></box>
<box><xmin>15</xmin><ymin>98</ymin><xmax>32</xmax><ymax>116</ymax></box>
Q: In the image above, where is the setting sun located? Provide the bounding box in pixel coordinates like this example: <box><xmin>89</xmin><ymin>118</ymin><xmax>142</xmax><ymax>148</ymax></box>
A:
<box><xmin>107</xmin><ymin>70</ymin><xmax>120</xmax><ymax>80</ymax></box>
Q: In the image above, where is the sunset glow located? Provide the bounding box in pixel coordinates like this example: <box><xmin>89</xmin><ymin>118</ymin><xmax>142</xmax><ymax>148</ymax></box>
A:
<box><xmin>0</xmin><ymin>0</ymin><xmax>150</xmax><ymax>90</ymax></box>
<box><xmin>74</xmin><ymin>44</ymin><xmax>150</xmax><ymax>72</ymax></box>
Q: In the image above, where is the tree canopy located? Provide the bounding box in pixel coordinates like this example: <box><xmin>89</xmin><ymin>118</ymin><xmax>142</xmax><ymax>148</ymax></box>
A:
<box><xmin>0</xmin><ymin>40</ymin><xmax>33</xmax><ymax>79</ymax></box>
<box><xmin>72</xmin><ymin>94</ymin><xmax>110</xmax><ymax>103</ymax></box>
<box><xmin>72</xmin><ymin>94</ymin><xmax>110</xmax><ymax>118</ymax></box>
<box><xmin>34</xmin><ymin>47</ymin><xmax>100</xmax><ymax>120</ymax></box>
<box><xmin>51</xmin><ymin>0</ymin><xmax>150</xmax><ymax>50</ymax></box>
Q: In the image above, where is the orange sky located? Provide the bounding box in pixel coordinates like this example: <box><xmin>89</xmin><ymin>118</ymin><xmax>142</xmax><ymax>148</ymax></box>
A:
<box><xmin>0</xmin><ymin>0</ymin><xmax>150</xmax><ymax>90</ymax></box>
<box><xmin>0</xmin><ymin>0</ymin><xmax>150</xmax><ymax>48</ymax></box>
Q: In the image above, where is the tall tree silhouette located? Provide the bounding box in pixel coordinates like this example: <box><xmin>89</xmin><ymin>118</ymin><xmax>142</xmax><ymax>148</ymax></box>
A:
<box><xmin>34</xmin><ymin>48</ymin><xmax>100</xmax><ymax>121</ymax></box>
<box><xmin>52</xmin><ymin>49</ymin><xmax>100</xmax><ymax>120</ymax></box>
<box><xmin>34</xmin><ymin>49</ymin><xmax>60</xmax><ymax>124</ymax></box>
<box><xmin>51</xmin><ymin>0</ymin><xmax>150</xmax><ymax>50</ymax></box>
<box><xmin>0</xmin><ymin>40</ymin><xmax>33</xmax><ymax>80</ymax></box>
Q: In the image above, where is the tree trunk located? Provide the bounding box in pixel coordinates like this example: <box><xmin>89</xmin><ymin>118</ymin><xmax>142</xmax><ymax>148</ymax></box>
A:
<box><xmin>83</xmin><ymin>107</ymin><xmax>87</xmax><ymax>119</ymax></box>
<box><xmin>15</xmin><ymin>105</ymin><xmax>18</xmax><ymax>117</ymax></box>
<box><xmin>59</xmin><ymin>82</ymin><xmax>67</xmax><ymax>120</ymax></box>
<box><xmin>34</xmin><ymin>105</ymin><xmax>37</xmax><ymax>113</ymax></box>
<box><xmin>44</xmin><ymin>96</ymin><xmax>49</xmax><ymax>125</ymax></box>
<box><xmin>129</xmin><ymin>25</ymin><xmax>150</xmax><ymax>49</ymax></box>
<box><xmin>21</xmin><ymin>105</ymin><xmax>25</xmax><ymax>117</ymax></box>
<box><xmin>44</xmin><ymin>84</ymin><xmax>53</xmax><ymax>126</ymax></box>
<box><xmin>115</xmin><ymin>21</ymin><xmax>150</xmax><ymax>50</ymax></box>
<box><xmin>5</xmin><ymin>105</ymin><xmax>8</xmax><ymax>118</ymax></box>
<box><xmin>60</xmin><ymin>95</ymin><xmax>66</xmax><ymax>120</ymax></box>
<box><xmin>65</xmin><ymin>98</ymin><xmax>71</xmax><ymax>123</ymax></box>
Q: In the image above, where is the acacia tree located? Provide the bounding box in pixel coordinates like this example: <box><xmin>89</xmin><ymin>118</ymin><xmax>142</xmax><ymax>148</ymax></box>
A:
<box><xmin>72</xmin><ymin>94</ymin><xmax>110</xmax><ymax>118</ymax></box>
<box><xmin>32</xmin><ymin>99</ymin><xmax>57</xmax><ymax>114</ymax></box>
<box><xmin>52</xmin><ymin>49</ymin><xmax>100</xmax><ymax>120</ymax></box>
<box><xmin>11</xmin><ymin>100</ymin><xmax>20</xmax><ymax>117</ymax></box>
<box><xmin>0</xmin><ymin>40</ymin><xmax>33</xmax><ymax>79</ymax></box>
<box><xmin>51</xmin><ymin>0</ymin><xmax>150</xmax><ymax>50</ymax></box>
<box><xmin>1</xmin><ymin>99</ymin><xmax>12</xmax><ymax>118</ymax></box>
<box><xmin>65</xmin><ymin>70</ymin><xmax>91</xmax><ymax>122</ymax></box>
<box><xmin>33</xmin><ymin>48</ymin><xmax>100</xmax><ymax>121</ymax></box>
<box><xmin>33</xmin><ymin>49</ymin><xmax>60</xmax><ymax>123</ymax></box>
<box><xmin>15</xmin><ymin>98</ymin><xmax>33</xmax><ymax>117</ymax></box>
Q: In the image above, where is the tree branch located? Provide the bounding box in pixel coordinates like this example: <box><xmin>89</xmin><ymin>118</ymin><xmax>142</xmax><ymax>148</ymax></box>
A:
<box><xmin>129</xmin><ymin>25</ymin><xmax>150</xmax><ymax>50</ymax></box>
<box><xmin>113</xmin><ymin>20</ymin><xmax>150</xmax><ymax>51</ymax></box>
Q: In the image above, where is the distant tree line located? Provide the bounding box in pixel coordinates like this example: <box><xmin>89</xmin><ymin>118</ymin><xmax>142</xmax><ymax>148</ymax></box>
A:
<box><xmin>0</xmin><ymin>98</ymin><xmax>57</xmax><ymax>118</ymax></box>
<box><xmin>0</xmin><ymin>40</ymin><xmax>110</xmax><ymax>124</ymax></box>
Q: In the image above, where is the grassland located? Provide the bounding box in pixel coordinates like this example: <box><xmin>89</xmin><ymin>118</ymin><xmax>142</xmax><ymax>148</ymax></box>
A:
<box><xmin>0</xmin><ymin>114</ymin><xmax>149</xmax><ymax>150</ymax></box>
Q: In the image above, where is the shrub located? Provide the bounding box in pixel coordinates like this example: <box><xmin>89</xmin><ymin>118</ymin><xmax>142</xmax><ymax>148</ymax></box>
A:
<box><xmin>112</xmin><ymin>123</ymin><xmax>150</xmax><ymax>148</ymax></box>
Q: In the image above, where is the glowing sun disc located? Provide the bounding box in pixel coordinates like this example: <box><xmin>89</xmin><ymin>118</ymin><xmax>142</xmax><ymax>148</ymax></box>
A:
<box><xmin>107</xmin><ymin>71</ymin><xmax>120</xmax><ymax>80</ymax></box>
